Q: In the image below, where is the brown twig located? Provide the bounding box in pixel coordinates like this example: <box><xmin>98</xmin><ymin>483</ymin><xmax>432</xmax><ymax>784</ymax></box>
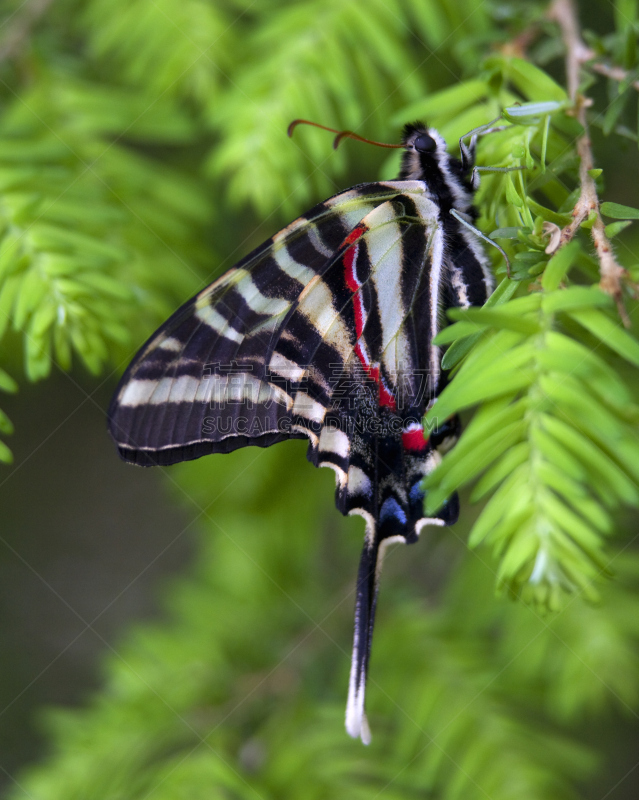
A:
<box><xmin>590</xmin><ymin>60</ymin><xmax>639</xmax><ymax>91</ymax></box>
<box><xmin>547</xmin><ymin>0</ymin><xmax>630</xmax><ymax>326</ymax></box>
<box><xmin>0</xmin><ymin>0</ymin><xmax>54</xmax><ymax>64</ymax></box>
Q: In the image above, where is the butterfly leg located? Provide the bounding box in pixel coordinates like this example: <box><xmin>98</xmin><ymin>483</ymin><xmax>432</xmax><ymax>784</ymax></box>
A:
<box><xmin>458</xmin><ymin>115</ymin><xmax>504</xmax><ymax>170</ymax></box>
<box><xmin>449</xmin><ymin>208</ymin><xmax>513</xmax><ymax>277</ymax></box>
<box><xmin>470</xmin><ymin>163</ymin><xmax>527</xmax><ymax>190</ymax></box>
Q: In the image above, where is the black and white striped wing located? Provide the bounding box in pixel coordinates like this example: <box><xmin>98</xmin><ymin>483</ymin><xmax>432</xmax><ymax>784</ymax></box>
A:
<box><xmin>108</xmin><ymin>178</ymin><xmax>492</xmax><ymax>744</ymax></box>
<box><xmin>108</xmin><ymin>181</ymin><xmax>420</xmax><ymax>465</ymax></box>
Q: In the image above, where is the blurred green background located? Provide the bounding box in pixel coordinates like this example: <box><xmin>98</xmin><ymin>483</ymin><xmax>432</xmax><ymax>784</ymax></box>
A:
<box><xmin>2</xmin><ymin>0</ymin><xmax>639</xmax><ymax>797</ymax></box>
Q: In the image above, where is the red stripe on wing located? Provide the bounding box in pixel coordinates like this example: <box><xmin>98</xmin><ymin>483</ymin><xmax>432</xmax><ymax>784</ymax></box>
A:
<box><xmin>341</xmin><ymin>223</ymin><xmax>397</xmax><ymax>412</ymax></box>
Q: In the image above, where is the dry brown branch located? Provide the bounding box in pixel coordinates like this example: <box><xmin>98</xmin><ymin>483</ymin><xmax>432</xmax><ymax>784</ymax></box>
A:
<box><xmin>590</xmin><ymin>60</ymin><xmax>639</xmax><ymax>91</ymax></box>
<box><xmin>0</xmin><ymin>0</ymin><xmax>54</xmax><ymax>64</ymax></box>
<box><xmin>547</xmin><ymin>0</ymin><xmax>630</xmax><ymax>325</ymax></box>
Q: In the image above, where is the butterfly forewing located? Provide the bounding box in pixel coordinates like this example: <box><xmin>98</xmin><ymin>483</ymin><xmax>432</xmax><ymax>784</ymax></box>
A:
<box><xmin>109</xmin><ymin>182</ymin><xmax>426</xmax><ymax>464</ymax></box>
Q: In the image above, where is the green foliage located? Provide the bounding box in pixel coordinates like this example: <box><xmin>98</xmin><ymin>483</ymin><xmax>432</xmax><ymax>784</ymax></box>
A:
<box><xmin>2</xmin><ymin>0</ymin><xmax>639</xmax><ymax>796</ymax></box>
<box><xmin>80</xmin><ymin>0</ymin><xmax>233</xmax><ymax>102</ymax></box>
<box><xmin>0</xmin><ymin>366</ymin><xmax>17</xmax><ymax>463</ymax></box>
<box><xmin>205</xmin><ymin>0</ymin><xmax>490</xmax><ymax>215</ymax></box>
<box><xmin>0</xmin><ymin>77</ymin><xmax>211</xmax><ymax>385</ymax></box>
<box><xmin>11</xmin><ymin>445</ymin><xmax>639</xmax><ymax>800</ymax></box>
<box><xmin>406</xmin><ymin>50</ymin><xmax>639</xmax><ymax>612</ymax></box>
<box><xmin>425</xmin><ymin>285</ymin><xmax>639</xmax><ymax>605</ymax></box>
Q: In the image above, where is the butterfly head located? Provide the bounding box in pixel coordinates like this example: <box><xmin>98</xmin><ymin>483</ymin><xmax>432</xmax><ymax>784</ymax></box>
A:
<box><xmin>404</xmin><ymin>124</ymin><xmax>437</xmax><ymax>155</ymax></box>
<box><xmin>398</xmin><ymin>121</ymin><xmax>473</xmax><ymax>208</ymax></box>
<box><xmin>399</xmin><ymin>122</ymin><xmax>446</xmax><ymax>178</ymax></box>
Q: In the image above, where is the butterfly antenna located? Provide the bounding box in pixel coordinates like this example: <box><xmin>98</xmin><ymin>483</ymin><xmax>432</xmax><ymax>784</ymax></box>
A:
<box><xmin>288</xmin><ymin>119</ymin><xmax>342</xmax><ymax>138</ymax></box>
<box><xmin>287</xmin><ymin>119</ymin><xmax>403</xmax><ymax>151</ymax></box>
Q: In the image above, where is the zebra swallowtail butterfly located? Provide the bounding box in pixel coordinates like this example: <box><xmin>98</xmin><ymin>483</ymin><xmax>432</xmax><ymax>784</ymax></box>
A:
<box><xmin>108</xmin><ymin>121</ymin><xmax>494</xmax><ymax>744</ymax></box>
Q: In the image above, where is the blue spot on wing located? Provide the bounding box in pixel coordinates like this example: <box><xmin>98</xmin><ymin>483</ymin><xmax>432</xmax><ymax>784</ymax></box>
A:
<box><xmin>379</xmin><ymin>497</ymin><xmax>407</xmax><ymax>526</ymax></box>
<box><xmin>409</xmin><ymin>482</ymin><xmax>424</xmax><ymax>504</ymax></box>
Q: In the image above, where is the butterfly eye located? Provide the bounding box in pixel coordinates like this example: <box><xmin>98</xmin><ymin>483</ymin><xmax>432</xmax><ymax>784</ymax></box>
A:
<box><xmin>414</xmin><ymin>133</ymin><xmax>436</xmax><ymax>153</ymax></box>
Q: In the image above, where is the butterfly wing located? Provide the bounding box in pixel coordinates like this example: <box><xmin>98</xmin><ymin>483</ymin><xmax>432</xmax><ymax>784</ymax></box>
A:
<box><xmin>108</xmin><ymin>178</ymin><xmax>492</xmax><ymax>744</ymax></box>
<box><xmin>108</xmin><ymin>182</ymin><xmax>417</xmax><ymax>465</ymax></box>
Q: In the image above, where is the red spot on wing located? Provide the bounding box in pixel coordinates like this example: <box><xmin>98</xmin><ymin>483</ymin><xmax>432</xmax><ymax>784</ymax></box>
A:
<box><xmin>402</xmin><ymin>426</ymin><xmax>429</xmax><ymax>452</ymax></box>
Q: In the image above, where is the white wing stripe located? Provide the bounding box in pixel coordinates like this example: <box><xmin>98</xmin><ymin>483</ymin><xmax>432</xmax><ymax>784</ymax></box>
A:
<box><xmin>234</xmin><ymin>270</ymin><xmax>291</xmax><ymax>315</ymax></box>
<box><xmin>319</xmin><ymin>426</ymin><xmax>350</xmax><ymax>458</ymax></box>
<box><xmin>196</xmin><ymin>305</ymin><xmax>244</xmax><ymax>344</ymax></box>
<box><xmin>119</xmin><ymin>374</ymin><xmax>293</xmax><ymax>409</ymax></box>
<box><xmin>273</xmin><ymin>245</ymin><xmax>316</xmax><ymax>285</ymax></box>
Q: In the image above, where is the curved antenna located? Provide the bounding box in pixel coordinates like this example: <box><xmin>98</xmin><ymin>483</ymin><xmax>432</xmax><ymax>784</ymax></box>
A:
<box><xmin>287</xmin><ymin>119</ymin><xmax>342</xmax><ymax>138</ymax></box>
<box><xmin>287</xmin><ymin>119</ymin><xmax>404</xmax><ymax>151</ymax></box>
<box><xmin>332</xmin><ymin>129</ymin><xmax>404</xmax><ymax>151</ymax></box>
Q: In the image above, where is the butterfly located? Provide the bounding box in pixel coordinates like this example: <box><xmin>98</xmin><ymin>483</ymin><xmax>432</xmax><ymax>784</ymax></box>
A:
<box><xmin>108</xmin><ymin>121</ymin><xmax>494</xmax><ymax>744</ymax></box>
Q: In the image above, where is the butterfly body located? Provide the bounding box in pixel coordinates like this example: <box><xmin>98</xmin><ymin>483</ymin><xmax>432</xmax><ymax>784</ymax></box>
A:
<box><xmin>108</xmin><ymin>123</ymin><xmax>493</xmax><ymax>743</ymax></box>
